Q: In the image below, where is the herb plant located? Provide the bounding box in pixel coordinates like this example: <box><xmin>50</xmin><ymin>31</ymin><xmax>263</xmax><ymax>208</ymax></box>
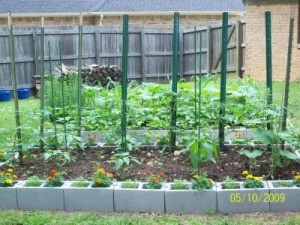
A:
<box><xmin>121</xmin><ymin>180</ymin><xmax>139</xmax><ymax>189</ymax></box>
<box><xmin>25</xmin><ymin>176</ymin><xmax>42</xmax><ymax>187</ymax></box>
<box><xmin>222</xmin><ymin>176</ymin><xmax>240</xmax><ymax>189</ymax></box>
<box><xmin>71</xmin><ymin>177</ymin><xmax>89</xmax><ymax>187</ymax></box>
<box><xmin>172</xmin><ymin>179</ymin><xmax>189</xmax><ymax>190</ymax></box>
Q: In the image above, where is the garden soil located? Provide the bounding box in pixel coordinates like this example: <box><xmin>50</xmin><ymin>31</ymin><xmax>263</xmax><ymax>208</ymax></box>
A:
<box><xmin>7</xmin><ymin>146</ymin><xmax>300</xmax><ymax>182</ymax></box>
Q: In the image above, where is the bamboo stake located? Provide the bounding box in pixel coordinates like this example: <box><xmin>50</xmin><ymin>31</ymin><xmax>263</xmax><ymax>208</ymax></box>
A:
<box><xmin>8</xmin><ymin>12</ymin><xmax>23</xmax><ymax>165</ymax></box>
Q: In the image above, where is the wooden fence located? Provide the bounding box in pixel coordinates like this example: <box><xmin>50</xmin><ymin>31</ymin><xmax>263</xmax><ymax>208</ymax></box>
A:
<box><xmin>0</xmin><ymin>20</ymin><xmax>245</xmax><ymax>89</ymax></box>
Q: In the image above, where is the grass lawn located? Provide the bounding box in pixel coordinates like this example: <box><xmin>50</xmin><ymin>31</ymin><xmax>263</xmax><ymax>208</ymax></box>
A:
<box><xmin>0</xmin><ymin>211</ymin><xmax>299</xmax><ymax>225</ymax></box>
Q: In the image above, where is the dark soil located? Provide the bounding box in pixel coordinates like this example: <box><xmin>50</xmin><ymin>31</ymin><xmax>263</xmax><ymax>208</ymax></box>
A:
<box><xmin>5</xmin><ymin>146</ymin><xmax>300</xmax><ymax>182</ymax></box>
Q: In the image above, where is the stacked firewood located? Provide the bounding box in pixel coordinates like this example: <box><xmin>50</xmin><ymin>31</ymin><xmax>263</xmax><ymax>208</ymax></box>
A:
<box><xmin>55</xmin><ymin>64</ymin><xmax>122</xmax><ymax>88</ymax></box>
<box><xmin>81</xmin><ymin>64</ymin><xmax>122</xmax><ymax>87</ymax></box>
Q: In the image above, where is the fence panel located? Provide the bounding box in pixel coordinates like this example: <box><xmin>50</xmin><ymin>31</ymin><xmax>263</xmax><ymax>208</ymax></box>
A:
<box><xmin>0</xmin><ymin>21</ymin><xmax>246</xmax><ymax>89</ymax></box>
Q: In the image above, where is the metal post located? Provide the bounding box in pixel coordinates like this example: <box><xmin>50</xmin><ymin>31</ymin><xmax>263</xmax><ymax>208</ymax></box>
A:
<box><xmin>282</xmin><ymin>17</ymin><xmax>294</xmax><ymax>131</ymax></box>
<box><xmin>194</xmin><ymin>27</ymin><xmax>197</xmax><ymax>127</ymax></box>
<box><xmin>121</xmin><ymin>15</ymin><xmax>129</xmax><ymax>152</ymax></box>
<box><xmin>170</xmin><ymin>12</ymin><xmax>179</xmax><ymax>149</ymax></box>
<box><xmin>8</xmin><ymin>12</ymin><xmax>23</xmax><ymax>165</ymax></box>
<box><xmin>218</xmin><ymin>12</ymin><xmax>228</xmax><ymax>152</ymax></box>
<box><xmin>39</xmin><ymin>17</ymin><xmax>45</xmax><ymax>151</ymax></box>
<box><xmin>77</xmin><ymin>14</ymin><xmax>83</xmax><ymax>141</ymax></box>
<box><xmin>58</xmin><ymin>42</ymin><xmax>68</xmax><ymax>150</ymax></box>
<box><xmin>265</xmin><ymin>11</ymin><xmax>273</xmax><ymax>131</ymax></box>
<box><xmin>48</xmin><ymin>41</ymin><xmax>58</xmax><ymax>149</ymax></box>
<box><xmin>198</xmin><ymin>31</ymin><xmax>202</xmax><ymax>140</ymax></box>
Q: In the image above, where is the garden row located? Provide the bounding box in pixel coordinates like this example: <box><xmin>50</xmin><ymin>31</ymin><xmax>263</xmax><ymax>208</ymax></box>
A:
<box><xmin>1</xmin><ymin>168</ymin><xmax>300</xmax><ymax>214</ymax></box>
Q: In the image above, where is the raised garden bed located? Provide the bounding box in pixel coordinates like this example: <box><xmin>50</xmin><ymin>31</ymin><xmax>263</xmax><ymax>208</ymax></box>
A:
<box><xmin>0</xmin><ymin>181</ymin><xmax>299</xmax><ymax>213</ymax></box>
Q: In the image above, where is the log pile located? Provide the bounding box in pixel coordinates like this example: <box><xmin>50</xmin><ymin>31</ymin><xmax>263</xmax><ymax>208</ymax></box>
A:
<box><xmin>55</xmin><ymin>64</ymin><xmax>122</xmax><ymax>88</ymax></box>
<box><xmin>82</xmin><ymin>64</ymin><xmax>122</xmax><ymax>87</ymax></box>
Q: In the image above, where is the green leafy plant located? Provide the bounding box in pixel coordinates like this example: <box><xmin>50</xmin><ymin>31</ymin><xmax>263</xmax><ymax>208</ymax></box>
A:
<box><xmin>172</xmin><ymin>179</ymin><xmax>189</xmax><ymax>190</ymax></box>
<box><xmin>252</xmin><ymin>128</ymin><xmax>300</xmax><ymax>179</ymax></box>
<box><xmin>141</xmin><ymin>131</ymin><xmax>153</xmax><ymax>145</ymax></box>
<box><xmin>0</xmin><ymin>150</ymin><xmax>6</xmax><ymax>162</ymax></box>
<box><xmin>182</xmin><ymin>130</ymin><xmax>218</xmax><ymax>175</ymax></box>
<box><xmin>121</xmin><ymin>180</ymin><xmax>139</xmax><ymax>189</ymax></box>
<box><xmin>191</xmin><ymin>173</ymin><xmax>213</xmax><ymax>190</ymax></box>
<box><xmin>222</xmin><ymin>176</ymin><xmax>240</xmax><ymax>189</ymax></box>
<box><xmin>44</xmin><ymin>150</ymin><xmax>72</xmax><ymax>167</ymax></box>
<box><xmin>84</xmin><ymin>133</ymin><xmax>97</xmax><ymax>148</ymax></box>
<box><xmin>71</xmin><ymin>177</ymin><xmax>89</xmax><ymax>187</ymax></box>
<box><xmin>293</xmin><ymin>174</ymin><xmax>300</xmax><ymax>187</ymax></box>
<box><xmin>25</xmin><ymin>176</ymin><xmax>42</xmax><ymax>187</ymax></box>
<box><xmin>91</xmin><ymin>168</ymin><xmax>113</xmax><ymax>188</ymax></box>
<box><xmin>44</xmin><ymin>170</ymin><xmax>63</xmax><ymax>187</ymax></box>
<box><xmin>0</xmin><ymin>168</ymin><xmax>17</xmax><ymax>187</ymax></box>
<box><xmin>242</xmin><ymin>170</ymin><xmax>264</xmax><ymax>189</ymax></box>
<box><xmin>239</xmin><ymin>149</ymin><xmax>263</xmax><ymax>174</ymax></box>
<box><xmin>272</xmin><ymin>181</ymin><xmax>293</xmax><ymax>188</ymax></box>
<box><xmin>110</xmin><ymin>152</ymin><xmax>140</xmax><ymax>180</ymax></box>
<box><xmin>116</xmin><ymin>137</ymin><xmax>140</xmax><ymax>152</ymax></box>
<box><xmin>144</xmin><ymin>170</ymin><xmax>165</xmax><ymax>189</ymax></box>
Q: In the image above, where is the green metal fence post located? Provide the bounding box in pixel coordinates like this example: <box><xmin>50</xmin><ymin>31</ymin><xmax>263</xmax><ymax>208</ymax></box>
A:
<box><xmin>170</xmin><ymin>12</ymin><xmax>179</xmax><ymax>149</ymax></box>
<box><xmin>121</xmin><ymin>15</ymin><xmax>129</xmax><ymax>152</ymax></box>
<box><xmin>218</xmin><ymin>12</ymin><xmax>228</xmax><ymax>152</ymax></box>
<box><xmin>39</xmin><ymin>17</ymin><xmax>45</xmax><ymax>151</ymax></box>
<box><xmin>198</xmin><ymin>31</ymin><xmax>202</xmax><ymax>140</ymax></box>
<box><xmin>194</xmin><ymin>27</ymin><xmax>197</xmax><ymax>127</ymax></box>
<box><xmin>59</xmin><ymin>42</ymin><xmax>68</xmax><ymax>150</ymax></box>
<box><xmin>282</xmin><ymin>17</ymin><xmax>294</xmax><ymax>131</ymax></box>
<box><xmin>265</xmin><ymin>11</ymin><xmax>273</xmax><ymax>131</ymax></box>
<box><xmin>8</xmin><ymin>12</ymin><xmax>23</xmax><ymax>165</ymax></box>
<box><xmin>77</xmin><ymin>14</ymin><xmax>83</xmax><ymax>141</ymax></box>
<box><xmin>48</xmin><ymin>41</ymin><xmax>58</xmax><ymax>149</ymax></box>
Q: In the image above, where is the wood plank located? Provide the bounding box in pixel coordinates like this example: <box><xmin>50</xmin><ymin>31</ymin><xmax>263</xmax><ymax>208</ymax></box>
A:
<box><xmin>207</xmin><ymin>25</ymin><xmax>212</xmax><ymax>74</ymax></box>
<box><xmin>212</xmin><ymin>24</ymin><xmax>236</xmax><ymax>70</ymax></box>
<box><xmin>32</xmin><ymin>31</ymin><xmax>39</xmax><ymax>75</ymax></box>
<box><xmin>140</xmin><ymin>29</ymin><xmax>147</xmax><ymax>82</ymax></box>
<box><xmin>235</xmin><ymin>20</ymin><xmax>243</xmax><ymax>78</ymax></box>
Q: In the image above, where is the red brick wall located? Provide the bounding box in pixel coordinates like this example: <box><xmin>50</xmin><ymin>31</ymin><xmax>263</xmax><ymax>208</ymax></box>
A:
<box><xmin>245</xmin><ymin>0</ymin><xmax>300</xmax><ymax>81</ymax></box>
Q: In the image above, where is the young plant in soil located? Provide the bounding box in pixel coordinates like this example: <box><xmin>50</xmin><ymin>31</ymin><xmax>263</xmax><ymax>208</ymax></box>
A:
<box><xmin>71</xmin><ymin>177</ymin><xmax>89</xmax><ymax>187</ymax></box>
<box><xmin>44</xmin><ymin>170</ymin><xmax>63</xmax><ymax>187</ymax></box>
<box><xmin>272</xmin><ymin>180</ymin><xmax>293</xmax><ymax>188</ymax></box>
<box><xmin>91</xmin><ymin>168</ymin><xmax>113</xmax><ymax>188</ymax></box>
<box><xmin>110</xmin><ymin>152</ymin><xmax>140</xmax><ymax>180</ymax></box>
<box><xmin>252</xmin><ymin>128</ymin><xmax>300</xmax><ymax>179</ymax></box>
<box><xmin>121</xmin><ymin>180</ymin><xmax>139</xmax><ymax>189</ymax></box>
<box><xmin>25</xmin><ymin>175</ymin><xmax>42</xmax><ymax>187</ymax></box>
<box><xmin>239</xmin><ymin>149</ymin><xmax>263</xmax><ymax>175</ymax></box>
<box><xmin>172</xmin><ymin>179</ymin><xmax>189</xmax><ymax>190</ymax></box>
<box><xmin>242</xmin><ymin>170</ymin><xmax>264</xmax><ymax>189</ymax></box>
<box><xmin>293</xmin><ymin>174</ymin><xmax>300</xmax><ymax>187</ymax></box>
<box><xmin>181</xmin><ymin>130</ymin><xmax>218</xmax><ymax>175</ymax></box>
<box><xmin>191</xmin><ymin>173</ymin><xmax>213</xmax><ymax>190</ymax></box>
<box><xmin>222</xmin><ymin>176</ymin><xmax>240</xmax><ymax>189</ymax></box>
<box><xmin>0</xmin><ymin>168</ymin><xmax>17</xmax><ymax>187</ymax></box>
<box><xmin>144</xmin><ymin>170</ymin><xmax>165</xmax><ymax>189</ymax></box>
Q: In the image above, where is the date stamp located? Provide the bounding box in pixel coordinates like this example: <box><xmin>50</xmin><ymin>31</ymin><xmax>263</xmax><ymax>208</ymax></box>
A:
<box><xmin>230</xmin><ymin>193</ymin><xmax>285</xmax><ymax>203</ymax></box>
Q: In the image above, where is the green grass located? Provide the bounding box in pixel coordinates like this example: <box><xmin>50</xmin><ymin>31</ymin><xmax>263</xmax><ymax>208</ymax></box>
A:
<box><xmin>0</xmin><ymin>98</ymin><xmax>39</xmax><ymax>128</ymax></box>
<box><xmin>272</xmin><ymin>81</ymin><xmax>300</xmax><ymax>128</ymax></box>
<box><xmin>0</xmin><ymin>211</ymin><xmax>299</xmax><ymax>225</ymax></box>
<box><xmin>0</xmin><ymin>98</ymin><xmax>40</xmax><ymax>150</ymax></box>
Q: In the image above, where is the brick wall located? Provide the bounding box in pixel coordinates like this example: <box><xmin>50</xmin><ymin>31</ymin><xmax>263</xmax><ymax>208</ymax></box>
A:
<box><xmin>245</xmin><ymin>0</ymin><xmax>300</xmax><ymax>81</ymax></box>
<box><xmin>0</xmin><ymin>14</ymin><xmax>241</xmax><ymax>28</ymax></box>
